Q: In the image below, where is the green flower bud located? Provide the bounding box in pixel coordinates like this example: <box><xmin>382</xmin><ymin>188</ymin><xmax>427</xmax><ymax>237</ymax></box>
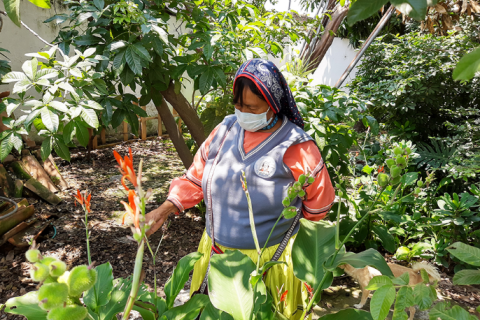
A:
<box><xmin>417</xmin><ymin>180</ymin><xmax>423</xmax><ymax>187</ymax></box>
<box><xmin>298</xmin><ymin>175</ymin><xmax>306</xmax><ymax>185</ymax></box>
<box><xmin>386</xmin><ymin>159</ymin><xmax>395</xmax><ymax>168</ymax></box>
<box><xmin>405</xmin><ymin>147</ymin><xmax>412</xmax><ymax>155</ymax></box>
<box><xmin>298</xmin><ymin>190</ymin><xmax>306</xmax><ymax>198</ymax></box>
<box><xmin>30</xmin><ymin>262</ymin><xmax>49</xmax><ymax>282</ymax></box>
<box><xmin>57</xmin><ymin>271</ymin><xmax>70</xmax><ymax>285</ymax></box>
<box><xmin>282</xmin><ymin>206</ymin><xmax>297</xmax><ymax>219</ymax></box>
<box><xmin>25</xmin><ymin>249</ymin><xmax>42</xmax><ymax>263</ymax></box>
<box><xmin>377</xmin><ymin>173</ymin><xmax>389</xmax><ymax>187</ymax></box>
<box><xmin>307</xmin><ymin>177</ymin><xmax>315</xmax><ymax>184</ymax></box>
<box><xmin>391</xmin><ymin>176</ymin><xmax>401</xmax><ymax>185</ymax></box>
<box><xmin>49</xmin><ymin>261</ymin><xmax>67</xmax><ymax>278</ymax></box>
<box><xmin>40</xmin><ymin>257</ymin><xmax>57</xmax><ymax>267</ymax></box>
<box><xmin>393</xmin><ymin>147</ymin><xmax>403</xmax><ymax>155</ymax></box>
<box><xmin>47</xmin><ymin>306</ymin><xmax>88</xmax><ymax>320</ymax></box>
<box><xmin>38</xmin><ymin>283</ymin><xmax>69</xmax><ymax>311</ymax></box>
<box><xmin>67</xmin><ymin>266</ymin><xmax>97</xmax><ymax>297</ymax></box>
<box><xmin>396</xmin><ymin>155</ymin><xmax>406</xmax><ymax>168</ymax></box>
<box><xmin>390</xmin><ymin>165</ymin><xmax>401</xmax><ymax>178</ymax></box>
<box><xmin>282</xmin><ymin>198</ymin><xmax>291</xmax><ymax>207</ymax></box>
<box><xmin>337</xmin><ymin>190</ymin><xmax>344</xmax><ymax>197</ymax></box>
<box><xmin>415</xmin><ymin>187</ymin><xmax>421</xmax><ymax>194</ymax></box>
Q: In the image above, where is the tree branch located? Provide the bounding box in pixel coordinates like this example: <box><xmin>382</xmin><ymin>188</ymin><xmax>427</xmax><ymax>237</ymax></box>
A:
<box><xmin>0</xmin><ymin>11</ymin><xmax>53</xmax><ymax>48</ymax></box>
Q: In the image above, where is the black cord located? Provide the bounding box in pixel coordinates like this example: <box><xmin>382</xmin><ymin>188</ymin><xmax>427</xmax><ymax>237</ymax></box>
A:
<box><xmin>0</xmin><ymin>196</ymin><xmax>19</xmax><ymax>220</ymax></box>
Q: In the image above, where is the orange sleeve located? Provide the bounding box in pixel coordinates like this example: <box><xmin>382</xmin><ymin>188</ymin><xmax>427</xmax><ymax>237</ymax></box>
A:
<box><xmin>167</xmin><ymin>126</ymin><xmax>219</xmax><ymax>213</ymax></box>
<box><xmin>283</xmin><ymin>140</ymin><xmax>335</xmax><ymax>221</ymax></box>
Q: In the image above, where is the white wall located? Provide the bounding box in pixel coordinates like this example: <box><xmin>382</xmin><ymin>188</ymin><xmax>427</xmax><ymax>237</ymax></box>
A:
<box><xmin>311</xmin><ymin>38</ymin><xmax>359</xmax><ymax>89</ymax></box>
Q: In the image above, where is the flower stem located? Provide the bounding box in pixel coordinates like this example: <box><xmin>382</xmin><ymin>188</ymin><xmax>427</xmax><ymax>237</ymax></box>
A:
<box><xmin>241</xmin><ymin>171</ymin><xmax>261</xmax><ymax>255</ymax></box>
<box><xmin>84</xmin><ymin>207</ymin><xmax>92</xmax><ymax>265</ymax></box>
<box><xmin>300</xmin><ymin>271</ymin><xmax>332</xmax><ymax>319</ymax></box>
<box><xmin>122</xmin><ymin>239</ymin><xmax>145</xmax><ymax>320</ymax></box>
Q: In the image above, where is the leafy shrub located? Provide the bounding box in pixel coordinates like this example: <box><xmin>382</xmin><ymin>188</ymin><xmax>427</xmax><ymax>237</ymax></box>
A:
<box><xmin>349</xmin><ymin>25</ymin><xmax>480</xmax><ymax>142</ymax></box>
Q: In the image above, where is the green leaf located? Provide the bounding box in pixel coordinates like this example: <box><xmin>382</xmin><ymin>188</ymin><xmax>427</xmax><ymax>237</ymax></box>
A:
<box><xmin>162</xmin><ymin>294</ymin><xmax>210</xmax><ymax>320</ymax></box>
<box><xmin>84</xmin><ymin>263</ymin><xmax>114</xmax><ymax>310</ymax></box>
<box><xmin>453</xmin><ymin>46</ymin><xmax>480</xmax><ymax>81</ymax></box>
<box><xmin>4</xmin><ymin>0</ymin><xmax>21</xmax><ymax>27</ymax></box>
<box><xmin>3</xmin><ymin>291</ymin><xmax>48</xmax><ymax>320</ymax></box>
<box><xmin>446</xmin><ymin>242</ymin><xmax>480</xmax><ymax>266</ymax></box>
<box><xmin>391</xmin><ymin>0</ymin><xmax>428</xmax><ymax>21</ymax></box>
<box><xmin>392</xmin><ymin>286</ymin><xmax>413</xmax><ymax>320</ymax></box>
<box><xmin>63</xmin><ymin>121</ymin><xmax>76</xmax><ymax>144</ymax></box>
<box><xmin>372</xmin><ymin>225</ymin><xmax>396</xmax><ymax>253</ymax></box>
<box><xmin>0</xmin><ymin>133</ymin><xmax>14</xmax><ymax>161</ymax></box>
<box><xmin>413</xmin><ymin>283</ymin><xmax>434</xmax><ymax>310</ymax></box>
<box><xmin>208</xmin><ymin>250</ymin><xmax>256</xmax><ymax>320</ymax></box>
<box><xmin>164</xmin><ymin>252</ymin><xmax>203</xmax><ymax>309</ymax></box>
<box><xmin>199</xmin><ymin>68</ymin><xmax>215</xmax><ymax>95</ymax></box>
<box><xmin>200</xmin><ymin>302</ymin><xmax>234</xmax><ymax>320</ymax></box>
<box><xmin>74</xmin><ymin>121</ymin><xmax>89</xmax><ymax>147</ymax></box>
<box><xmin>81</xmin><ymin>108</ymin><xmax>100</xmax><ymax>128</ymax></box>
<box><xmin>365</xmin><ymin>115</ymin><xmax>379</xmax><ymax>135</ymax></box>
<box><xmin>429</xmin><ymin>301</ymin><xmax>478</xmax><ymax>320</ymax></box>
<box><xmin>2</xmin><ymin>71</ymin><xmax>28</xmax><ymax>83</ymax></box>
<box><xmin>318</xmin><ymin>309</ymin><xmax>373</xmax><ymax>320</ymax></box>
<box><xmin>213</xmin><ymin>68</ymin><xmax>226</xmax><ymax>89</ymax></box>
<box><xmin>452</xmin><ymin>269</ymin><xmax>480</xmax><ymax>285</ymax></box>
<box><xmin>125</xmin><ymin>46</ymin><xmax>143</xmax><ymax>75</ymax></box>
<box><xmin>27</xmin><ymin>0</ymin><xmax>51</xmax><ymax>8</ymax></box>
<box><xmin>401</xmin><ymin>172</ymin><xmax>418</xmax><ymax>186</ymax></box>
<box><xmin>292</xmin><ymin>219</ymin><xmax>336</xmax><ymax>289</ymax></box>
<box><xmin>347</xmin><ymin>0</ymin><xmax>388</xmax><ymax>26</ymax></box>
<box><xmin>49</xmin><ymin>101</ymin><xmax>69</xmax><ymax>113</ymax></box>
<box><xmin>40</xmin><ymin>107</ymin><xmax>59</xmax><ymax>132</ymax></box>
<box><xmin>392</xmin><ymin>272</ymin><xmax>410</xmax><ymax>286</ymax></box>
<box><xmin>40</xmin><ymin>137</ymin><xmax>52</xmax><ymax>161</ymax></box>
<box><xmin>75</xmin><ymin>35</ymin><xmax>102</xmax><ymax>46</ymax></box>
<box><xmin>132</xmin><ymin>43</ymin><xmax>151</xmax><ymax>62</ymax></box>
<box><xmin>97</xmin><ymin>278</ymin><xmax>132</xmax><ymax>320</ymax></box>
<box><xmin>333</xmin><ymin>249</ymin><xmax>394</xmax><ymax>277</ymax></box>
<box><xmin>370</xmin><ymin>284</ymin><xmax>395</xmax><ymax>320</ymax></box>
<box><xmin>22</xmin><ymin>58</ymin><xmax>37</xmax><ymax>80</ymax></box>
<box><xmin>365</xmin><ymin>276</ymin><xmax>393</xmax><ymax>291</ymax></box>
<box><xmin>54</xmin><ymin>138</ymin><xmax>70</xmax><ymax>161</ymax></box>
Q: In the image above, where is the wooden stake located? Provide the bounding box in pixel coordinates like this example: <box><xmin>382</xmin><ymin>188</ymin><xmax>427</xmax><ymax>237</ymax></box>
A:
<box><xmin>141</xmin><ymin>106</ymin><xmax>147</xmax><ymax>140</ymax></box>
<box><xmin>21</xmin><ymin>155</ymin><xmax>58</xmax><ymax>193</ymax></box>
<box><xmin>0</xmin><ymin>205</ymin><xmax>35</xmax><ymax>236</ymax></box>
<box><xmin>101</xmin><ymin>127</ymin><xmax>106</xmax><ymax>145</ymax></box>
<box><xmin>123</xmin><ymin>122</ymin><xmax>128</xmax><ymax>141</ymax></box>
<box><xmin>24</xmin><ymin>178</ymin><xmax>62</xmax><ymax>205</ymax></box>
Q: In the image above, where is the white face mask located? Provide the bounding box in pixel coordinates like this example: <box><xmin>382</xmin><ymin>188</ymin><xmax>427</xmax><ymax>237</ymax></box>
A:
<box><xmin>235</xmin><ymin>108</ymin><xmax>273</xmax><ymax>132</ymax></box>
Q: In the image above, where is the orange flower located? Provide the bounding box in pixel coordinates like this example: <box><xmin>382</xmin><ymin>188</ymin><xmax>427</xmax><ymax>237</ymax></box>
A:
<box><xmin>85</xmin><ymin>193</ymin><xmax>92</xmax><ymax>213</ymax></box>
<box><xmin>74</xmin><ymin>189</ymin><xmax>83</xmax><ymax>206</ymax></box>
<box><xmin>378</xmin><ymin>165</ymin><xmax>385</xmax><ymax>173</ymax></box>
<box><xmin>304</xmin><ymin>283</ymin><xmax>313</xmax><ymax>299</ymax></box>
<box><xmin>75</xmin><ymin>190</ymin><xmax>92</xmax><ymax>213</ymax></box>
<box><xmin>121</xmin><ymin>189</ymin><xmax>139</xmax><ymax>229</ymax></box>
<box><xmin>113</xmin><ymin>148</ymin><xmax>138</xmax><ymax>190</ymax></box>
<box><xmin>280</xmin><ymin>290</ymin><xmax>288</xmax><ymax>306</ymax></box>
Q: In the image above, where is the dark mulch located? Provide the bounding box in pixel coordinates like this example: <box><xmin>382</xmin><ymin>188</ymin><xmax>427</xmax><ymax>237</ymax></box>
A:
<box><xmin>0</xmin><ymin>138</ymin><xmax>204</xmax><ymax>319</ymax></box>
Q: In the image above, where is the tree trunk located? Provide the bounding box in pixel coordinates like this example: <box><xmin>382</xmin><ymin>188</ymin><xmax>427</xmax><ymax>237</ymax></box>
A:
<box><xmin>305</xmin><ymin>4</ymin><xmax>349</xmax><ymax>73</ymax></box>
<box><xmin>153</xmin><ymin>93</ymin><xmax>194</xmax><ymax>168</ymax></box>
<box><xmin>161</xmin><ymin>82</ymin><xmax>206</xmax><ymax>147</ymax></box>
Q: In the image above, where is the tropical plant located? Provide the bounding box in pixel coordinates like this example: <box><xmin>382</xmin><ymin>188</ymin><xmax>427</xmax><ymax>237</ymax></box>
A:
<box><xmin>41</xmin><ymin>0</ymin><xmax>312</xmax><ymax>168</ymax></box>
<box><xmin>0</xmin><ymin>46</ymin><xmax>123</xmax><ymax>162</ymax></box>
<box><xmin>293</xmin><ymin>83</ymin><xmax>378</xmax><ymax>185</ymax></box>
<box><xmin>415</xmin><ymin>138</ymin><xmax>458</xmax><ymax>169</ymax></box>
<box><xmin>2</xmin><ymin>0</ymin><xmax>51</xmax><ymax>27</ymax></box>
<box><xmin>447</xmin><ymin>241</ymin><xmax>480</xmax><ymax>286</ymax></box>
<box><xmin>0</xmin><ymin>48</ymin><xmax>11</xmax><ymax>84</ymax></box>
<box><xmin>349</xmin><ymin>29</ymin><xmax>480</xmax><ymax>142</ymax></box>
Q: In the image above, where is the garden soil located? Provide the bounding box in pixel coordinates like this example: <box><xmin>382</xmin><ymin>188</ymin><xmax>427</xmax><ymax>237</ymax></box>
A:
<box><xmin>0</xmin><ymin>138</ymin><xmax>478</xmax><ymax>319</ymax></box>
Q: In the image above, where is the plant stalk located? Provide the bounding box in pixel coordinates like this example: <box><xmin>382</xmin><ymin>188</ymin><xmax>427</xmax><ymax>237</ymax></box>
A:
<box><xmin>300</xmin><ymin>271</ymin><xmax>332</xmax><ymax>319</ymax></box>
<box><xmin>122</xmin><ymin>239</ymin><xmax>145</xmax><ymax>320</ymax></box>
<box><xmin>84</xmin><ymin>207</ymin><xmax>92</xmax><ymax>265</ymax></box>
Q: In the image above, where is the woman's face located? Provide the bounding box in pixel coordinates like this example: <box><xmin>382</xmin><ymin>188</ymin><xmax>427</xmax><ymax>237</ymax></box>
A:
<box><xmin>235</xmin><ymin>87</ymin><xmax>274</xmax><ymax>119</ymax></box>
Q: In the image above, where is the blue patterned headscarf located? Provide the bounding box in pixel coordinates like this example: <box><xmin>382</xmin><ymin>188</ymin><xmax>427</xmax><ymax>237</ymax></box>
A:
<box><xmin>233</xmin><ymin>59</ymin><xmax>304</xmax><ymax>129</ymax></box>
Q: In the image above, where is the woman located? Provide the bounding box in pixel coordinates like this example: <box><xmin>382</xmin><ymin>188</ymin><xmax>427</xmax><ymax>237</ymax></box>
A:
<box><xmin>146</xmin><ymin>59</ymin><xmax>335</xmax><ymax>319</ymax></box>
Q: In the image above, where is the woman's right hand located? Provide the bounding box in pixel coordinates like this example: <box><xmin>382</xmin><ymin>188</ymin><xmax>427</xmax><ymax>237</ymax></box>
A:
<box><xmin>145</xmin><ymin>201</ymin><xmax>178</xmax><ymax>236</ymax></box>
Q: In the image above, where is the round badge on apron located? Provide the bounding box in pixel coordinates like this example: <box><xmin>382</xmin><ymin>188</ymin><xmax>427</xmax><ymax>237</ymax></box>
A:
<box><xmin>254</xmin><ymin>156</ymin><xmax>276</xmax><ymax>178</ymax></box>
